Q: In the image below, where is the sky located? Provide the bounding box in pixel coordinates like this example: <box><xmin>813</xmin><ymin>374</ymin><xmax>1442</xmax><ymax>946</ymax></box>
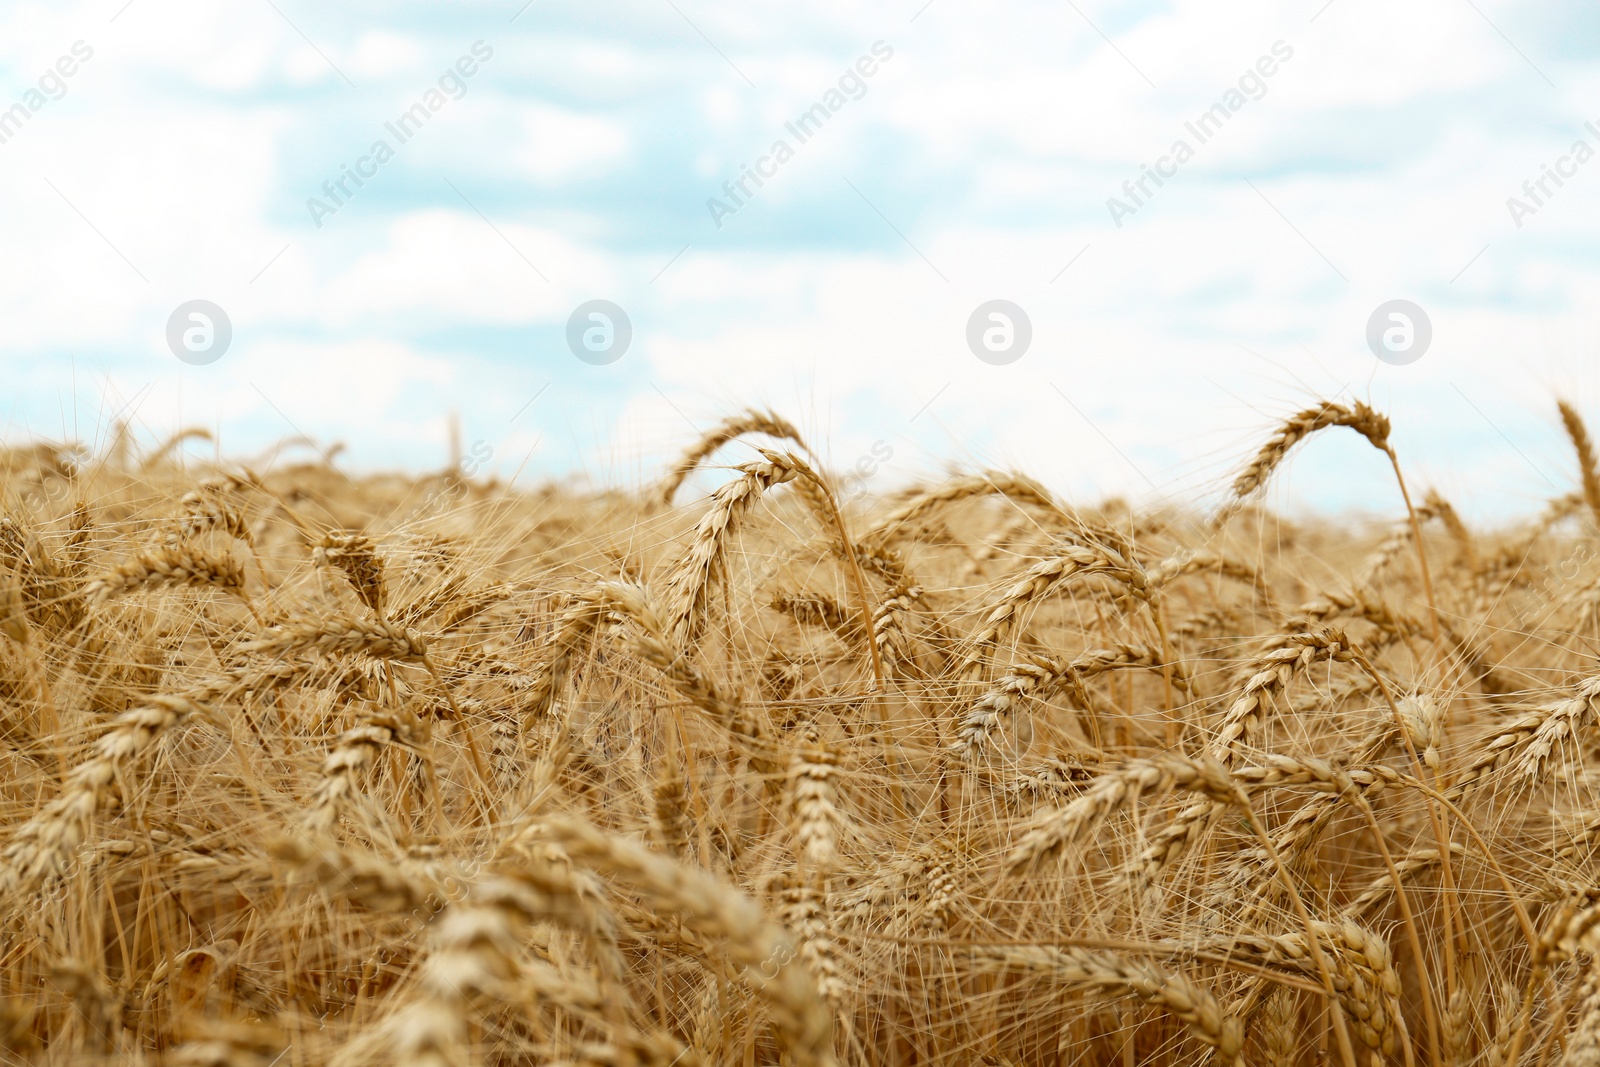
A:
<box><xmin>3</xmin><ymin>0</ymin><xmax>1600</xmax><ymax>523</ymax></box>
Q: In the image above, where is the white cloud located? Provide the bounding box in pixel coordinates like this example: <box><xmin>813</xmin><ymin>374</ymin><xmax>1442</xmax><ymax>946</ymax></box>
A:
<box><xmin>2</xmin><ymin>0</ymin><xmax>1598</xmax><ymax>522</ymax></box>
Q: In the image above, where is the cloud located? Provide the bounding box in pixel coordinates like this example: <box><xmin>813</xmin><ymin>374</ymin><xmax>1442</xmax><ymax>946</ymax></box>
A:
<box><xmin>3</xmin><ymin>0</ymin><xmax>1600</xmax><ymax>521</ymax></box>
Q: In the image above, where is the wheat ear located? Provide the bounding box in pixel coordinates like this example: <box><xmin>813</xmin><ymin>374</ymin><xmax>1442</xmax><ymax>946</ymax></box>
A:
<box><xmin>595</xmin><ymin>581</ymin><xmax>772</xmax><ymax>766</ymax></box>
<box><xmin>1004</xmin><ymin>753</ymin><xmax>1245</xmax><ymax>873</ymax></box>
<box><xmin>649</xmin><ymin>772</ymin><xmax>691</xmax><ymax>859</ymax></box>
<box><xmin>953</xmin><ymin>644</ymin><xmax>1174</xmax><ymax>762</ymax></box>
<box><xmin>1210</xmin><ymin>630</ymin><xmax>1356</xmax><ymax>762</ymax></box>
<box><xmin>1217</xmin><ymin>400</ymin><xmax>1392</xmax><ymax>526</ymax></box>
<box><xmin>871</xmin><ymin>582</ymin><xmax>922</xmax><ymax>676</ymax></box>
<box><xmin>1559</xmin><ymin>399</ymin><xmax>1600</xmax><ymax>529</ymax></box>
<box><xmin>304</xmin><ymin>707</ymin><xmax>416</xmax><ymax>833</ymax></box>
<box><xmin>520</xmin><ymin>592</ymin><xmax>608</xmax><ymax>720</ymax></box>
<box><xmin>782</xmin><ymin>878</ymin><xmax>844</xmax><ymax>1008</ymax></box>
<box><xmin>1452</xmin><ymin>675</ymin><xmax>1600</xmax><ymax>794</ymax></box>
<box><xmin>0</xmin><ymin>695</ymin><xmax>216</xmax><ymax>900</ymax></box>
<box><xmin>780</xmin><ymin>452</ymin><xmax>885</xmax><ymax>686</ymax></box>
<box><xmin>1220</xmin><ymin>398</ymin><xmax>1442</xmax><ymax>640</ymax></box>
<box><xmin>662</xmin><ymin>451</ymin><xmax>802</xmax><ymax>646</ymax></box>
<box><xmin>171</xmin><ymin>487</ymin><xmax>255</xmax><ymax>547</ymax></box>
<box><xmin>314</xmin><ymin>532</ymin><xmax>386</xmax><ymax>615</ymax></box>
<box><xmin>788</xmin><ymin>727</ymin><xmax>839</xmax><ymax>872</ymax></box>
<box><xmin>772</xmin><ymin>590</ymin><xmax>861</xmax><ymax>640</ymax></box>
<box><xmin>85</xmin><ymin>543</ymin><xmax>247</xmax><ymax>607</ymax></box>
<box><xmin>239</xmin><ymin>616</ymin><xmax>429</xmax><ymax>661</ymax></box>
<box><xmin>137</xmin><ymin>426</ymin><xmax>213</xmax><ymax>470</ymax></box>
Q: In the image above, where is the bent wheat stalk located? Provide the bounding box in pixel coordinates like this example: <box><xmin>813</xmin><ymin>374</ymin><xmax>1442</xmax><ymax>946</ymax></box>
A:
<box><xmin>662</xmin><ymin>451</ymin><xmax>803</xmax><ymax>646</ymax></box>
<box><xmin>957</xmin><ymin>539</ymin><xmax>1150</xmax><ymax>680</ymax></box>
<box><xmin>970</xmin><ymin>944</ymin><xmax>1244</xmax><ymax>1065</ymax></box>
<box><xmin>863</xmin><ymin>471</ymin><xmax>1070</xmax><ymax>548</ymax></box>
<box><xmin>1218</xmin><ymin>399</ymin><xmax>1441</xmax><ymax>640</ymax></box>
<box><xmin>658</xmin><ymin>408</ymin><xmax>808</xmax><ymax>506</ymax></box>
<box><xmin>537</xmin><ymin>813</ymin><xmax>835</xmax><ymax>1067</ymax></box>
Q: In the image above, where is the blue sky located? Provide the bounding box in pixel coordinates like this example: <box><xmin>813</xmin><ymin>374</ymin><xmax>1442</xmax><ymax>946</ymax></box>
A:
<box><xmin>3</xmin><ymin>0</ymin><xmax>1600</xmax><ymax>521</ymax></box>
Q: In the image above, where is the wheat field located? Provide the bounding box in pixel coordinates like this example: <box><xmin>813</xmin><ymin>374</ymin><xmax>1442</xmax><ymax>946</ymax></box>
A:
<box><xmin>2</xmin><ymin>400</ymin><xmax>1600</xmax><ymax>1067</ymax></box>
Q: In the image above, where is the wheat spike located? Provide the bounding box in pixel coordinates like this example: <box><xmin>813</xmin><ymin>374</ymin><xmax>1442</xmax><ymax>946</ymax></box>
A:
<box><xmin>240</xmin><ymin>616</ymin><xmax>430</xmax><ymax>661</ymax></box>
<box><xmin>1559</xmin><ymin>399</ymin><xmax>1600</xmax><ymax>529</ymax></box>
<box><xmin>85</xmin><ymin>543</ymin><xmax>246</xmax><ymax>606</ymax></box>
<box><xmin>958</xmin><ymin>538</ymin><xmax>1149</xmax><ymax>679</ymax></box>
<box><xmin>315</xmin><ymin>532</ymin><xmax>386</xmax><ymax>614</ymax></box>
<box><xmin>662</xmin><ymin>451</ymin><xmax>803</xmax><ymax>645</ymax></box>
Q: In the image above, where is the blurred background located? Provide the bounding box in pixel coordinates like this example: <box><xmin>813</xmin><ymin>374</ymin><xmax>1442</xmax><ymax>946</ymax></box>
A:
<box><xmin>1</xmin><ymin>0</ymin><xmax>1597</xmax><ymax>520</ymax></box>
